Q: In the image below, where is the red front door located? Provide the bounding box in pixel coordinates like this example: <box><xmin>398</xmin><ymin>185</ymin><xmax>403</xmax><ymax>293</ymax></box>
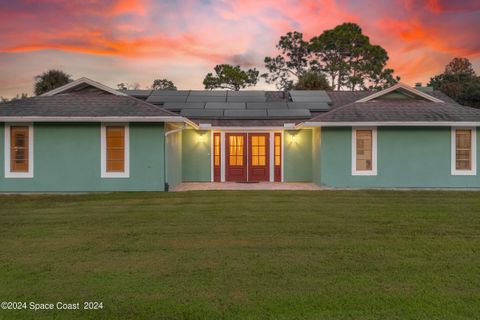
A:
<box><xmin>225</xmin><ymin>133</ymin><xmax>247</xmax><ymax>182</ymax></box>
<box><xmin>248</xmin><ymin>133</ymin><xmax>270</xmax><ymax>182</ymax></box>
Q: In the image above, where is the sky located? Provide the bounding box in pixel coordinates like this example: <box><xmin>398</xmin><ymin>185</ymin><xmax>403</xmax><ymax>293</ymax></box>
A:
<box><xmin>0</xmin><ymin>0</ymin><xmax>479</xmax><ymax>98</ymax></box>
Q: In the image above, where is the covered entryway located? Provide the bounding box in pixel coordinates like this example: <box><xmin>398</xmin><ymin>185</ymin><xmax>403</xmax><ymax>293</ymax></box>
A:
<box><xmin>222</xmin><ymin>132</ymin><xmax>277</xmax><ymax>182</ymax></box>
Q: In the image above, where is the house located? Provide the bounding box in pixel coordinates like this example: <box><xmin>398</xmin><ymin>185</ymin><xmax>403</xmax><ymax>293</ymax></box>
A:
<box><xmin>0</xmin><ymin>77</ymin><xmax>479</xmax><ymax>192</ymax></box>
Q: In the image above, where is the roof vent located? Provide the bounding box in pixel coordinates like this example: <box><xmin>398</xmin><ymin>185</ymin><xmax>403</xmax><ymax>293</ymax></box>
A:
<box><xmin>415</xmin><ymin>82</ymin><xmax>422</xmax><ymax>87</ymax></box>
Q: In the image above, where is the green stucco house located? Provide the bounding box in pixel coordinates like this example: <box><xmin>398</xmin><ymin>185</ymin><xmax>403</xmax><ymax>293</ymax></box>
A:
<box><xmin>1</xmin><ymin>78</ymin><xmax>479</xmax><ymax>192</ymax></box>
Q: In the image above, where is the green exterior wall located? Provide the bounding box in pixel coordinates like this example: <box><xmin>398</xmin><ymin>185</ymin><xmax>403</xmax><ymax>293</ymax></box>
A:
<box><xmin>284</xmin><ymin>129</ymin><xmax>312</xmax><ymax>182</ymax></box>
<box><xmin>0</xmin><ymin>122</ymin><xmax>166</xmax><ymax>192</ymax></box>
<box><xmin>319</xmin><ymin>127</ymin><xmax>480</xmax><ymax>188</ymax></box>
<box><xmin>166</xmin><ymin>130</ymin><xmax>182</xmax><ymax>188</ymax></box>
<box><xmin>182</xmin><ymin>129</ymin><xmax>211</xmax><ymax>182</ymax></box>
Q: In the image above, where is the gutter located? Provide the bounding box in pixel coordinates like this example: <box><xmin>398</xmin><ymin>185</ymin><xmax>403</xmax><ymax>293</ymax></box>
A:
<box><xmin>0</xmin><ymin>116</ymin><xmax>185</xmax><ymax>122</ymax></box>
<box><xmin>302</xmin><ymin>121</ymin><xmax>480</xmax><ymax>127</ymax></box>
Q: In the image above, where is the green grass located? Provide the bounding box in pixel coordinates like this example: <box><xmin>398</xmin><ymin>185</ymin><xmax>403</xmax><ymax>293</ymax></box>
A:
<box><xmin>0</xmin><ymin>191</ymin><xmax>479</xmax><ymax>319</ymax></box>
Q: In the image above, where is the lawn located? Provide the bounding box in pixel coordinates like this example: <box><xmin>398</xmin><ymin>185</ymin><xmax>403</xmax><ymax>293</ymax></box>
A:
<box><xmin>0</xmin><ymin>190</ymin><xmax>479</xmax><ymax>319</ymax></box>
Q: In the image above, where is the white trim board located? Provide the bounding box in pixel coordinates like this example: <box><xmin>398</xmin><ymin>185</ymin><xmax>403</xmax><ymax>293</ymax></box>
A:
<box><xmin>0</xmin><ymin>116</ymin><xmax>185</xmax><ymax>123</ymax></box>
<box><xmin>203</xmin><ymin>126</ymin><xmax>287</xmax><ymax>131</ymax></box>
<box><xmin>303</xmin><ymin>121</ymin><xmax>480</xmax><ymax>127</ymax></box>
<box><xmin>4</xmin><ymin>123</ymin><xmax>34</xmax><ymax>178</ymax></box>
<box><xmin>220</xmin><ymin>132</ymin><xmax>226</xmax><ymax>182</ymax></box>
<box><xmin>451</xmin><ymin>127</ymin><xmax>477</xmax><ymax>176</ymax></box>
<box><xmin>100</xmin><ymin>123</ymin><xmax>130</xmax><ymax>178</ymax></box>
<box><xmin>41</xmin><ymin>77</ymin><xmax>127</xmax><ymax>96</ymax></box>
<box><xmin>269</xmin><ymin>132</ymin><xmax>274</xmax><ymax>182</ymax></box>
<box><xmin>351</xmin><ymin>127</ymin><xmax>377</xmax><ymax>176</ymax></box>
<box><xmin>355</xmin><ymin>82</ymin><xmax>444</xmax><ymax>103</ymax></box>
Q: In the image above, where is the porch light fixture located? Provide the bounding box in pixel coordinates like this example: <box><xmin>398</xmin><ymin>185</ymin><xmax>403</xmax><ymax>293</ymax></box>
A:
<box><xmin>197</xmin><ymin>131</ymin><xmax>206</xmax><ymax>143</ymax></box>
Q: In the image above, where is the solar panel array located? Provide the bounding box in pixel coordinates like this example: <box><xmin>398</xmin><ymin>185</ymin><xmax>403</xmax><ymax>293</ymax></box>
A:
<box><xmin>123</xmin><ymin>89</ymin><xmax>332</xmax><ymax>119</ymax></box>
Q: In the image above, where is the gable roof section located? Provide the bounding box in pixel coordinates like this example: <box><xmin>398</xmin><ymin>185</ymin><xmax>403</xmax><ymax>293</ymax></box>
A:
<box><xmin>0</xmin><ymin>78</ymin><xmax>193</xmax><ymax>124</ymax></box>
<box><xmin>304</xmin><ymin>100</ymin><xmax>480</xmax><ymax>126</ymax></box>
<box><xmin>41</xmin><ymin>77</ymin><xmax>127</xmax><ymax>96</ymax></box>
<box><xmin>355</xmin><ymin>82</ymin><xmax>444</xmax><ymax>103</ymax></box>
<box><xmin>0</xmin><ymin>95</ymin><xmax>184</xmax><ymax>121</ymax></box>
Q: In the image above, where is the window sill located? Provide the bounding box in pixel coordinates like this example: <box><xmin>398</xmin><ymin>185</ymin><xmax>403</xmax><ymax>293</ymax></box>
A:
<box><xmin>101</xmin><ymin>172</ymin><xmax>130</xmax><ymax>178</ymax></box>
<box><xmin>5</xmin><ymin>172</ymin><xmax>33</xmax><ymax>178</ymax></box>
<box><xmin>451</xmin><ymin>171</ymin><xmax>476</xmax><ymax>176</ymax></box>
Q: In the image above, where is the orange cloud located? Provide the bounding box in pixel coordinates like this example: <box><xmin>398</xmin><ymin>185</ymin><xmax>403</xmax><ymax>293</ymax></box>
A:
<box><xmin>0</xmin><ymin>0</ymin><xmax>479</xmax><ymax>97</ymax></box>
<box><xmin>110</xmin><ymin>0</ymin><xmax>146</xmax><ymax>16</ymax></box>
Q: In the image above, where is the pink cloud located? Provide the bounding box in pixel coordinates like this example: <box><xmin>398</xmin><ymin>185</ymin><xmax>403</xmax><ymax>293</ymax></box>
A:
<box><xmin>0</xmin><ymin>0</ymin><xmax>479</xmax><ymax>97</ymax></box>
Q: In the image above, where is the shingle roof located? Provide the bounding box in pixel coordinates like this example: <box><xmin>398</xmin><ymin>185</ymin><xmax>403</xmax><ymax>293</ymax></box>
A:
<box><xmin>0</xmin><ymin>93</ymin><xmax>179</xmax><ymax>118</ymax></box>
<box><xmin>325</xmin><ymin>90</ymin><xmax>457</xmax><ymax>108</ymax></box>
<box><xmin>307</xmin><ymin>100</ymin><xmax>480</xmax><ymax>123</ymax></box>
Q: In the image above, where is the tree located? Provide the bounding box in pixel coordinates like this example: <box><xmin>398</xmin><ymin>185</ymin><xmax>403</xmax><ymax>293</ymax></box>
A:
<box><xmin>445</xmin><ymin>57</ymin><xmax>476</xmax><ymax>77</ymax></box>
<box><xmin>116</xmin><ymin>82</ymin><xmax>140</xmax><ymax>90</ymax></box>
<box><xmin>152</xmin><ymin>79</ymin><xmax>177</xmax><ymax>90</ymax></box>
<box><xmin>34</xmin><ymin>69</ymin><xmax>72</xmax><ymax>96</ymax></box>
<box><xmin>203</xmin><ymin>64</ymin><xmax>259</xmax><ymax>91</ymax></box>
<box><xmin>429</xmin><ymin>57</ymin><xmax>480</xmax><ymax>108</ymax></box>
<box><xmin>310</xmin><ymin>23</ymin><xmax>399</xmax><ymax>90</ymax></box>
<box><xmin>0</xmin><ymin>93</ymin><xmax>29</xmax><ymax>103</ymax></box>
<box><xmin>117</xmin><ymin>83</ymin><xmax>128</xmax><ymax>90</ymax></box>
<box><xmin>262</xmin><ymin>31</ymin><xmax>311</xmax><ymax>90</ymax></box>
<box><xmin>294</xmin><ymin>71</ymin><xmax>331</xmax><ymax>90</ymax></box>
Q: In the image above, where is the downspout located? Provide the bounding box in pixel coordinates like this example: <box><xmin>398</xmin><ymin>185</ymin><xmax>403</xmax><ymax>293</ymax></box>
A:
<box><xmin>164</xmin><ymin>126</ymin><xmax>185</xmax><ymax>191</ymax></box>
<box><xmin>164</xmin><ymin>127</ymin><xmax>168</xmax><ymax>191</ymax></box>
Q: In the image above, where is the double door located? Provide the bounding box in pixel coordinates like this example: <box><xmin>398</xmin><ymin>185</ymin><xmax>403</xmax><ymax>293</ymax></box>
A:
<box><xmin>225</xmin><ymin>133</ymin><xmax>270</xmax><ymax>182</ymax></box>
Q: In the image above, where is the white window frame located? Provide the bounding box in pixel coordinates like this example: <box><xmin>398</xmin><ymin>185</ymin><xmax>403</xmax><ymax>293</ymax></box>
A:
<box><xmin>352</xmin><ymin>127</ymin><xmax>377</xmax><ymax>176</ymax></box>
<box><xmin>4</xmin><ymin>123</ymin><xmax>34</xmax><ymax>178</ymax></box>
<box><xmin>101</xmin><ymin>123</ymin><xmax>130</xmax><ymax>178</ymax></box>
<box><xmin>451</xmin><ymin>127</ymin><xmax>476</xmax><ymax>176</ymax></box>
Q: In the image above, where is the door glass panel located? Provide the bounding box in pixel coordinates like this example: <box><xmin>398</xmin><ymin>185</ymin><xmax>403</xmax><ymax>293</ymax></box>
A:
<box><xmin>229</xmin><ymin>135</ymin><xmax>243</xmax><ymax>166</ymax></box>
<box><xmin>274</xmin><ymin>134</ymin><xmax>281</xmax><ymax>166</ymax></box>
<box><xmin>214</xmin><ymin>134</ymin><xmax>220</xmax><ymax>166</ymax></box>
<box><xmin>251</xmin><ymin>135</ymin><xmax>266</xmax><ymax>167</ymax></box>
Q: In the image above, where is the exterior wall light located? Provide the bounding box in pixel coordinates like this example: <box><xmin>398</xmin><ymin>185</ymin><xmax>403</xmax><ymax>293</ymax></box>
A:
<box><xmin>197</xmin><ymin>131</ymin><xmax>206</xmax><ymax>143</ymax></box>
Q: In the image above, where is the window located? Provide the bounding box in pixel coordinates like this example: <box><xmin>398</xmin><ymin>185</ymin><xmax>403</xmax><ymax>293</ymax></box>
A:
<box><xmin>274</xmin><ymin>133</ymin><xmax>281</xmax><ymax>166</ymax></box>
<box><xmin>101</xmin><ymin>124</ymin><xmax>129</xmax><ymax>178</ymax></box>
<box><xmin>352</xmin><ymin>128</ymin><xmax>377</xmax><ymax>175</ymax></box>
<box><xmin>452</xmin><ymin>128</ymin><xmax>476</xmax><ymax>175</ymax></box>
<box><xmin>228</xmin><ymin>135</ymin><xmax>244</xmax><ymax>166</ymax></box>
<box><xmin>214</xmin><ymin>133</ymin><xmax>220</xmax><ymax>167</ymax></box>
<box><xmin>4</xmin><ymin>124</ymin><xmax>34</xmax><ymax>178</ymax></box>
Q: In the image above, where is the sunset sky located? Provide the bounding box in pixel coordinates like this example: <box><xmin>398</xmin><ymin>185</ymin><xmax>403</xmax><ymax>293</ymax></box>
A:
<box><xmin>0</xmin><ymin>0</ymin><xmax>479</xmax><ymax>98</ymax></box>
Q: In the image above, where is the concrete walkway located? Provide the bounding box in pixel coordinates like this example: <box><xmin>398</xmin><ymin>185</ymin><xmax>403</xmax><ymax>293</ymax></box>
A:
<box><xmin>170</xmin><ymin>182</ymin><xmax>322</xmax><ymax>192</ymax></box>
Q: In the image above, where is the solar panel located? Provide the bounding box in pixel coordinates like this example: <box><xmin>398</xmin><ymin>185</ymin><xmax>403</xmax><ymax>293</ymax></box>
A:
<box><xmin>205</xmin><ymin>102</ymin><xmax>246</xmax><ymax>109</ymax></box>
<box><xmin>287</xmin><ymin>102</ymin><xmax>330</xmax><ymax>111</ymax></box>
<box><xmin>124</xmin><ymin>90</ymin><xmax>152</xmax><ymax>98</ymax></box>
<box><xmin>146</xmin><ymin>95</ymin><xmax>187</xmax><ymax>103</ymax></box>
<box><xmin>227</xmin><ymin>96</ymin><xmax>266</xmax><ymax>102</ymax></box>
<box><xmin>289</xmin><ymin>90</ymin><xmax>331</xmax><ymax>103</ymax></box>
<box><xmin>189</xmin><ymin>90</ymin><xmax>227</xmax><ymax>97</ymax></box>
<box><xmin>227</xmin><ymin>91</ymin><xmax>266</xmax><ymax>97</ymax></box>
<box><xmin>267</xmin><ymin>109</ymin><xmax>311</xmax><ymax>118</ymax></box>
<box><xmin>163</xmin><ymin>102</ymin><xmax>205</xmax><ymax>110</ymax></box>
<box><xmin>150</xmin><ymin>90</ymin><xmax>190</xmax><ymax>96</ymax></box>
<box><xmin>187</xmin><ymin>96</ymin><xmax>227</xmax><ymax>102</ymax></box>
<box><xmin>247</xmin><ymin>102</ymin><xmax>288</xmax><ymax>109</ymax></box>
<box><xmin>223</xmin><ymin>109</ymin><xmax>268</xmax><ymax>119</ymax></box>
<box><xmin>180</xmin><ymin>109</ymin><xmax>224</xmax><ymax>118</ymax></box>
